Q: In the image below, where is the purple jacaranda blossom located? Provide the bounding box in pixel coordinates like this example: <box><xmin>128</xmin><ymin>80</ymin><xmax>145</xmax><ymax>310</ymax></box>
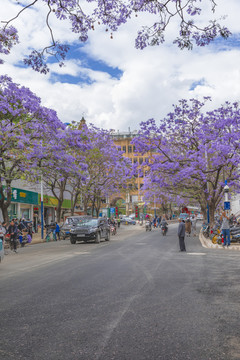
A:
<box><xmin>0</xmin><ymin>76</ymin><xmax>69</xmax><ymax>221</ymax></box>
<box><xmin>0</xmin><ymin>0</ymin><xmax>231</xmax><ymax>71</ymax></box>
<box><xmin>133</xmin><ymin>98</ymin><xmax>240</xmax><ymax>225</ymax></box>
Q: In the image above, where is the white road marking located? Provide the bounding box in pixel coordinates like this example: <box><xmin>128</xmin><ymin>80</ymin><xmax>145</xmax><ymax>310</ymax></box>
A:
<box><xmin>187</xmin><ymin>253</ymin><xmax>206</xmax><ymax>256</ymax></box>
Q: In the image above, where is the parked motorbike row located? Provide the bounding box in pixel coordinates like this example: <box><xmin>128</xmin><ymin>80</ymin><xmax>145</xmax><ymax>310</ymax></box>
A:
<box><xmin>210</xmin><ymin>222</ymin><xmax>240</xmax><ymax>244</ymax></box>
<box><xmin>5</xmin><ymin>224</ymin><xmax>33</xmax><ymax>250</ymax></box>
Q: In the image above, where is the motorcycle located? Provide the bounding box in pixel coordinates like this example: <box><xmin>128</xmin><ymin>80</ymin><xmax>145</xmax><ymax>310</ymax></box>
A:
<box><xmin>161</xmin><ymin>224</ymin><xmax>168</xmax><ymax>236</ymax></box>
<box><xmin>110</xmin><ymin>224</ymin><xmax>117</xmax><ymax>235</ymax></box>
<box><xmin>18</xmin><ymin>230</ymin><xmax>32</xmax><ymax>247</ymax></box>
<box><xmin>145</xmin><ymin>221</ymin><xmax>152</xmax><ymax>231</ymax></box>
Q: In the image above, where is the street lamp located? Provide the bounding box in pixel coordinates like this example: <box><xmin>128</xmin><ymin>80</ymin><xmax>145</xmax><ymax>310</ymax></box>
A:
<box><xmin>223</xmin><ymin>180</ymin><xmax>230</xmax><ymax>216</ymax></box>
<box><xmin>154</xmin><ymin>195</ymin><xmax>156</xmax><ymax>218</ymax></box>
<box><xmin>224</xmin><ymin>182</ymin><xmax>230</xmax><ymax>201</ymax></box>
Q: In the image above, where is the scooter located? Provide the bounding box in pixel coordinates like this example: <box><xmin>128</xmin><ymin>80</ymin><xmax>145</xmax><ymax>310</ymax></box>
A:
<box><xmin>18</xmin><ymin>231</ymin><xmax>32</xmax><ymax>247</ymax></box>
<box><xmin>145</xmin><ymin>221</ymin><xmax>152</xmax><ymax>231</ymax></box>
<box><xmin>161</xmin><ymin>224</ymin><xmax>168</xmax><ymax>236</ymax></box>
<box><xmin>110</xmin><ymin>224</ymin><xmax>117</xmax><ymax>235</ymax></box>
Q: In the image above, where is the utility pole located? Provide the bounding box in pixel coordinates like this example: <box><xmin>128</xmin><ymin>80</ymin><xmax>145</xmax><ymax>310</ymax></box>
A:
<box><xmin>41</xmin><ymin>176</ymin><xmax>44</xmax><ymax>240</ymax></box>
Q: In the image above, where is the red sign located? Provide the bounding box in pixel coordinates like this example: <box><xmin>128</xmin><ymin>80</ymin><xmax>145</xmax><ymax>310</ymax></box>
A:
<box><xmin>135</xmin><ymin>205</ymin><xmax>139</xmax><ymax>219</ymax></box>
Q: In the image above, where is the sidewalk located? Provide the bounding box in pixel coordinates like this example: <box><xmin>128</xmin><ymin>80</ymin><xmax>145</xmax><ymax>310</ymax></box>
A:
<box><xmin>199</xmin><ymin>230</ymin><xmax>240</xmax><ymax>251</ymax></box>
<box><xmin>31</xmin><ymin>231</ymin><xmax>46</xmax><ymax>245</ymax></box>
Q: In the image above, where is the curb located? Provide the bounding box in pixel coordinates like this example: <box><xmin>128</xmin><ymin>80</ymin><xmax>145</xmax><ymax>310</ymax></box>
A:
<box><xmin>199</xmin><ymin>230</ymin><xmax>240</xmax><ymax>251</ymax></box>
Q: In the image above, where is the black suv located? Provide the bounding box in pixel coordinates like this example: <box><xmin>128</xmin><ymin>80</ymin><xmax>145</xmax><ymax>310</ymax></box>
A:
<box><xmin>69</xmin><ymin>217</ymin><xmax>110</xmax><ymax>244</ymax></box>
<box><xmin>61</xmin><ymin>215</ymin><xmax>90</xmax><ymax>239</ymax></box>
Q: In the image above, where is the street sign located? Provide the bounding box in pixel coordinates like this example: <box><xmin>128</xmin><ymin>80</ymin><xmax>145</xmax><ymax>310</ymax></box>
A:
<box><xmin>135</xmin><ymin>205</ymin><xmax>139</xmax><ymax>219</ymax></box>
<box><xmin>224</xmin><ymin>201</ymin><xmax>231</xmax><ymax>210</ymax></box>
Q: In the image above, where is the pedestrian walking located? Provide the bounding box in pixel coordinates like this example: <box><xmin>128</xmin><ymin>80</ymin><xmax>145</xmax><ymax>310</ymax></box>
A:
<box><xmin>220</xmin><ymin>211</ymin><xmax>231</xmax><ymax>247</ymax></box>
<box><xmin>178</xmin><ymin>218</ymin><xmax>186</xmax><ymax>252</ymax></box>
<box><xmin>0</xmin><ymin>222</ymin><xmax>6</xmax><ymax>242</ymax></box>
<box><xmin>185</xmin><ymin>218</ymin><xmax>191</xmax><ymax>237</ymax></box>
<box><xmin>191</xmin><ymin>216</ymin><xmax>197</xmax><ymax>236</ymax></box>
<box><xmin>7</xmin><ymin>219</ymin><xmax>19</xmax><ymax>253</ymax></box>
<box><xmin>2</xmin><ymin>222</ymin><xmax>8</xmax><ymax>254</ymax></box>
<box><xmin>55</xmin><ymin>222</ymin><xmax>60</xmax><ymax>240</ymax></box>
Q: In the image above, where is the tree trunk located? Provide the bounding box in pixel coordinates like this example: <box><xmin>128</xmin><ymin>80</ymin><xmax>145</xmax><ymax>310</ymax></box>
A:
<box><xmin>70</xmin><ymin>191</ymin><xmax>80</xmax><ymax>216</ymax></box>
<box><xmin>200</xmin><ymin>205</ymin><xmax>207</xmax><ymax>222</ymax></box>
<box><xmin>56</xmin><ymin>202</ymin><xmax>63</xmax><ymax>223</ymax></box>
<box><xmin>209</xmin><ymin>202</ymin><xmax>216</xmax><ymax>228</ymax></box>
<box><xmin>70</xmin><ymin>193</ymin><xmax>75</xmax><ymax>216</ymax></box>
<box><xmin>83</xmin><ymin>197</ymin><xmax>88</xmax><ymax>215</ymax></box>
<box><xmin>0</xmin><ymin>180</ymin><xmax>12</xmax><ymax>223</ymax></box>
<box><xmin>2</xmin><ymin>204</ymin><xmax>9</xmax><ymax>223</ymax></box>
<box><xmin>50</xmin><ymin>179</ymin><xmax>67</xmax><ymax>223</ymax></box>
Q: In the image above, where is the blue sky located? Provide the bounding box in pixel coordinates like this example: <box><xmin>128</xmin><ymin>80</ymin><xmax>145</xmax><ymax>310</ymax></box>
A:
<box><xmin>1</xmin><ymin>0</ymin><xmax>240</xmax><ymax>131</ymax></box>
<box><xmin>49</xmin><ymin>45</ymin><xmax>123</xmax><ymax>85</ymax></box>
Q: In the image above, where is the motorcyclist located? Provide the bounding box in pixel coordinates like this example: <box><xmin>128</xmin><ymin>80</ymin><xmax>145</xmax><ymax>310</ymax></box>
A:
<box><xmin>145</xmin><ymin>218</ymin><xmax>152</xmax><ymax>231</ymax></box>
<box><xmin>160</xmin><ymin>217</ymin><xmax>168</xmax><ymax>234</ymax></box>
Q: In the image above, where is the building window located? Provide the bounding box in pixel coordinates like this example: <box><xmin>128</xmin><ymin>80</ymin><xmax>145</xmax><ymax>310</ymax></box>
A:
<box><xmin>139</xmin><ymin>157</ymin><xmax>143</xmax><ymax>164</ymax></box>
<box><xmin>133</xmin><ymin>158</ymin><xmax>138</xmax><ymax>164</ymax></box>
<box><xmin>128</xmin><ymin>145</ymin><xmax>132</xmax><ymax>153</ymax></box>
<box><xmin>133</xmin><ymin>145</ymin><xmax>136</xmax><ymax>152</ymax></box>
<box><xmin>144</xmin><ymin>157</ymin><xmax>149</xmax><ymax>164</ymax></box>
<box><xmin>122</xmin><ymin>146</ymin><xmax>126</xmax><ymax>153</ymax></box>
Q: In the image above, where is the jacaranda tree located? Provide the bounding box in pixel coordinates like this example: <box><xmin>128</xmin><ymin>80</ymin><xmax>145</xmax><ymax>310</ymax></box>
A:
<box><xmin>74</xmin><ymin>124</ymin><xmax>132</xmax><ymax>217</ymax></box>
<box><xmin>36</xmin><ymin>126</ymin><xmax>90</xmax><ymax>223</ymax></box>
<box><xmin>0</xmin><ymin>0</ymin><xmax>231</xmax><ymax>73</ymax></box>
<box><xmin>0</xmin><ymin>75</ymin><xmax>64</xmax><ymax>222</ymax></box>
<box><xmin>133</xmin><ymin>98</ymin><xmax>240</xmax><ymax>225</ymax></box>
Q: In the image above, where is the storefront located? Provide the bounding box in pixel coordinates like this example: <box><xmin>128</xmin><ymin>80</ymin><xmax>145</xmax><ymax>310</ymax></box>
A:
<box><xmin>38</xmin><ymin>194</ymin><xmax>71</xmax><ymax>225</ymax></box>
<box><xmin>0</xmin><ymin>187</ymin><xmax>39</xmax><ymax>222</ymax></box>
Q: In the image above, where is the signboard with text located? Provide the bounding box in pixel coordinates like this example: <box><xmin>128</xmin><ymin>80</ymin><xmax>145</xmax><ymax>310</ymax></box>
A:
<box><xmin>0</xmin><ymin>187</ymin><xmax>38</xmax><ymax>204</ymax></box>
<box><xmin>224</xmin><ymin>201</ymin><xmax>231</xmax><ymax>210</ymax></box>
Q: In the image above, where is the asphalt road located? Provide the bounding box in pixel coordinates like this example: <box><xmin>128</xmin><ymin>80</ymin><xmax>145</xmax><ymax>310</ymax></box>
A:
<box><xmin>1</xmin><ymin>224</ymin><xmax>240</xmax><ymax>360</ymax></box>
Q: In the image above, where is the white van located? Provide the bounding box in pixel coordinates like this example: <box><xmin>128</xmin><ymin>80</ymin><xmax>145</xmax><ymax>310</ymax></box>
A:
<box><xmin>0</xmin><ymin>239</ymin><xmax>4</xmax><ymax>263</ymax></box>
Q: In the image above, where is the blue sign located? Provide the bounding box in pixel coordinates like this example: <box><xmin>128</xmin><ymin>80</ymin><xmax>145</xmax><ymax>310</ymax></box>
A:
<box><xmin>224</xmin><ymin>201</ymin><xmax>231</xmax><ymax>210</ymax></box>
<box><xmin>110</xmin><ymin>207</ymin><xmax>115</xmax><ymax>214</ymax></box>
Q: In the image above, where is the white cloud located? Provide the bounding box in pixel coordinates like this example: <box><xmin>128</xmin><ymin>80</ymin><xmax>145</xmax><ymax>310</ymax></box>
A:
<box><xmin>1</xmin><ymin>0</ymin><xmax>240</xmax><ymax>131</ymax></box>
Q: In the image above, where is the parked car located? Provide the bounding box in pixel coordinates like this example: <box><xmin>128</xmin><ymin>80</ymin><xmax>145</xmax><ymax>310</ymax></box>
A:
<box><xmin>0</xmin><ymin>238</ymin><xmax>4</xmax><ymax>263</ymax></box>
<box><xmin>70</xmin><ymin>217</ymin><xmax>110</xmax><ymax>244</ymax></box>
<box><xmin>61</xmin><ymin>215</ymin><xmax>90</xmax><ymax>239</ymax></box>
<box><xmin>121</xmin><ymin>217</ymin><xmax>136</xmax><ymax>225</ymax></box>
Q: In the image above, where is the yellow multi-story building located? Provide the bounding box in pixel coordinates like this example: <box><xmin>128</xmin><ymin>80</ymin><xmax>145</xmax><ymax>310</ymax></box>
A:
<box><xmin>110</xmin><ymin>130</ymin><xmax>150</xmax><ymax>214</ymax></box>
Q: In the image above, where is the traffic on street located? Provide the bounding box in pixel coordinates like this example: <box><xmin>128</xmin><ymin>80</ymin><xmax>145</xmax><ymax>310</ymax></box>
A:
<box><xmin>1</xmin><ymin>222</ymin><xmax>240</xmax><ymax>360</ymax></box>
